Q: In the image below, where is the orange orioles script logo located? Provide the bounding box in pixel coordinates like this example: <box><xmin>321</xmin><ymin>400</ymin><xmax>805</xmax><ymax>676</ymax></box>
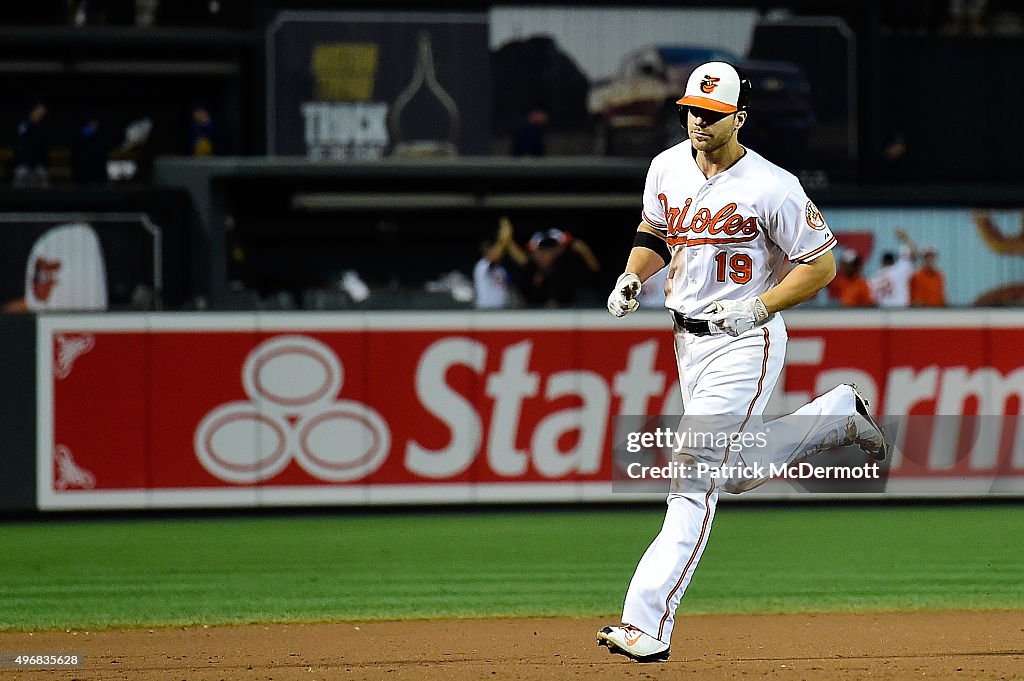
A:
<box><xmin>658</xmin><ymin>193</ymin><xmax>758</xmax><ymax>247</ymax></box>
<box><xmin>805</xmin><ymin>201</ymin><xmax>826</xmax><ymax>230</ymax></box>
<box><xmin>700</xmin><ymin>75</ymin><xmax>721</xmax><ymax>93</ymax></box>
<box><xmin>32</xmin><ymin>257</ymin><xmax>62</xmax><ymax>302</ymax></box>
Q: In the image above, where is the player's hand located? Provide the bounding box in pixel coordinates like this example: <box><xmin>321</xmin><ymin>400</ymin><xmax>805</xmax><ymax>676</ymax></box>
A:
<box><xmin>703</xmin><ymin>297</ymin><xmax>769</xmax><ymax>336</ymax></box>
<box><xmin>607</xmin><ymin>272</ymin><xmax>641</xmax><ymax>317</ymax></box>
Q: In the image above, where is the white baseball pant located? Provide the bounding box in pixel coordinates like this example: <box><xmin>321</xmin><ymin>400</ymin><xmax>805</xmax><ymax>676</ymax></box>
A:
<box><xmin>621</xmin><ymin>314</ymin><xmax>859</xmax><ymax>643</ymax></box>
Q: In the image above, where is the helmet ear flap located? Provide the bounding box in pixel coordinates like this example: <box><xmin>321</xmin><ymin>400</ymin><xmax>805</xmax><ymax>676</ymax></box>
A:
<box><xmin>735</xmin><ymin>66</ymin><xmax>752</xmax><ymax>112</ymax></box>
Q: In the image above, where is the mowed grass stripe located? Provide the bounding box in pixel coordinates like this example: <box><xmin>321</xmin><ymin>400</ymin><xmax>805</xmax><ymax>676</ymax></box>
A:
<box><xmin>0</xmin><ymin>506</ymin><xmax>1020</xmax><ymax>630</ymax></box>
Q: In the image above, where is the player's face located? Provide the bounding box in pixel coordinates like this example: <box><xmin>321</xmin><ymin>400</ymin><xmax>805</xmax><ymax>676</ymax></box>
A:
<box><xmin>684</xmin><ymin>106</ymin><xmax>739</xmax><ymax>152</ymax></box>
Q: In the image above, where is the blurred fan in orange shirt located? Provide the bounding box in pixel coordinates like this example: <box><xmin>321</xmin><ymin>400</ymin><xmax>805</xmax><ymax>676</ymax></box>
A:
<box><xmin>832</xmin><ymin>249</ymin><xmax>874</xmax><ymax>307</ymax></box>
<box><xmin>910</xmin><ymin>246</ymin><xmax>946</xmax><ymax>306</ymax></box>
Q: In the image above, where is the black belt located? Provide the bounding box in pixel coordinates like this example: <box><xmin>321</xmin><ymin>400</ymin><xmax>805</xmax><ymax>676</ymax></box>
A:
<box><xmin>671</xmin><ymin>310</ymin><xmax>713</xmax><ymax>336</ymax></box>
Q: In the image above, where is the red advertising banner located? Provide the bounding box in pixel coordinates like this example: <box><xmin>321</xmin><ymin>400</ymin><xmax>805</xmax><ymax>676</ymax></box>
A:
<box><xmin>37</xmin><ymin>311</ymin><xmax>1024</xmax><ymax>510</ymax></box>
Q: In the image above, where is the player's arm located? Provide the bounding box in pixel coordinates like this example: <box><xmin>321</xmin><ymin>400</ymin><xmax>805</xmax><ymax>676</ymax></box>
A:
<box><xmin>624</xmin><ymin>224</ymin><xmax>670</xmax><ymax>282</ymax></box>
<box><xmin>706</xmin><ymin>186</ymin><xmax>837</xmax><ymax>335</ymax></box>
<box><xmin>499</xmin><ymin>217</ymin><xmax>530</xmax><ymax>267</ymax></box>
<box><xmin>706</xmin><ymin>252</ymin><xmax>834</xmax><ymax>334</ymax></box>
<box><xmin>758</xmin><ymin>250</ymin><xmax>836</xmax><ymax>313</ymax></box>
<box><xmin>482</xmin><ymin>216</ymin><xmax>514</xmax><ymax>263</ymax></box>
<box><xmin>569</xmin><ymin>237</ymin><xmax>602</xmax><ymax>273</ymax></box>
<box><xmin>607</xmin><ymin>222</ymin><xmax>671</xmax><ymax>317</ymax></box>
<box><xmin>895</xmin><ymin>228</ymin><xmax>917</xmax><ymax>260</ymax></box>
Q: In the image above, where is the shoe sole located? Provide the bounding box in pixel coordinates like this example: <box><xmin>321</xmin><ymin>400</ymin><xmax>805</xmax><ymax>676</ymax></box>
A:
<box><xmin>847</xmin><ymin>383</ymin><xmax>889</xmax><ymax>461</ymax></box>
<box><xmin>596</xmin><ymin>635</ymin><xmax>670</xmax><ymax>663</ymax></box>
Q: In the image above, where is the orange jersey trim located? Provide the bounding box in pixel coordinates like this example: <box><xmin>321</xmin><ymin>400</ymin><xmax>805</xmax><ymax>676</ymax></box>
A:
<box><xmin>642</xmin><ymin>211</ymin><xmax>667</xmax><ymax>230</ymax></box>
<box><xmin>657</xmin><ymin>485</ymin><xmax>714</xmax><ymax>641</ymax></box>
<box><xmin>791</xmin><ymin>236</ymin><xmax>837</xmax><ymax>263</ymax></box>
<box><xmin>666</xmin><ymin>235</ymin><xmax>760</xmax><ymax>248</ymax></box>
<box><xmin>738</xmin><ymin>327</ymin><xmax>771</xmax><ymax>434</ymax></box>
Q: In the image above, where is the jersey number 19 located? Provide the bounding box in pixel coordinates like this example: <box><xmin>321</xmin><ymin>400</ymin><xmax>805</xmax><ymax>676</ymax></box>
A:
<box><xmin>714</xmin><ymin>251</ymin><xmax>752</xmax><ymax>284</ymax></box>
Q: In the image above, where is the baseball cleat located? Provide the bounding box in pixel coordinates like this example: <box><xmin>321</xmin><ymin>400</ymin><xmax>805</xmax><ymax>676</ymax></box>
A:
<box><xmin>597</xmin><ymin>624</ymin><xmax>670</xmax><ymax>663</ymax></box>
<box><xmin>847</xmin><ymin>383</ymin><xmax>889</xmax><ymax>461</ymax></box>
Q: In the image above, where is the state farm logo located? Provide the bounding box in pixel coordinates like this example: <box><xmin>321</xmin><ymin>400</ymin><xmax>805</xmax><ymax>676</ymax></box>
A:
<box><xmin>54</xmin><ymin>333</ymin><xmax>94</xmax><ymax>379</ymax></box>
<box><xmin>194</xmin><ymin>335</ymin><xmax>390</xmax><ymax>484</ymax></box>
<box><xmin>54</xmin><ymin>444</ymin><xmax>96</xmax><ymax>490</ymax></box>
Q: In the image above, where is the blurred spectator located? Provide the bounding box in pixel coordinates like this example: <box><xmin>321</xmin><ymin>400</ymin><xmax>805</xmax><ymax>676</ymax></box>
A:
<box><xmin>512</xmin><ymin>109</ymin><xmax>549</xmax><ymax>157</ymax></box>
<box><xmin>834</xmin><ymin>249</ymin><xmax>874</xmax><ymax>307</ymax></box>
<box><xmin>869</xmin><ymin>251</ymin><xmax>912</xmax><ymax>307</ymax></box>
<box><xmin>869</xmin><ymin>229</ymin><xmax>917</xmax><ymax>307</ymax></box>
<box><xmin>190</xmin><ymin>105</ymin><xmax>216</xmax><ymax>156</ymax></box>
<box><xmin>72</xmin><ymin>116</ymin><xmax>108</xmax><ymax>186</ymax></box>
<box><xmin>156</xmin><ymin>0</ymin><xmax>243</xmax><ymax>27</ymax></box>
<box><xmin>473</xmin><ymin>216</ymin><xmax>517</xmax><ymax>309</ymax></box>
<box><xmin>988</xmin><ymin>0</ymin><xmax>1024</xmax><ymax>34</ymax></box>
<box><xmin>509</xmin><ymin>227</ymin><xmax>601</xmax><ymax>308</ymax></box>
<box><xmin>107</xmin><ymin>117</ymin><xmax>154</xmax><ymax>183</ymax></box>
<box><xmin>943</xmin><ymin>0</ymin><xmax>988</xmax><ymax>34</ymax></box>
<box><xmin>136</xmin><ymin>0</ymin><xmax>159</xmax><ymax>26</ymax></box>
<box><xmin>910</xmin><ymin>246</ymin><xmax>947</xmax><ymax>306</ymax></box>
<box><xmin>424</xmin><ymin>271</ymin><xmax>474</xmax><ymax>304</ymax></box>
<box><xmin>13</xmin><ymin>102</ymin><xmax>50</xmax><ymax>188</ymax></box>
<box><xmin>69</xmin><ymin>0</ymin><xmax>135</xmax><ymax>26</ymax></box>
<box><xmin>881</xmin><ymin>130</ymin><xmax>909</xmax><ymax>180</ymax></box>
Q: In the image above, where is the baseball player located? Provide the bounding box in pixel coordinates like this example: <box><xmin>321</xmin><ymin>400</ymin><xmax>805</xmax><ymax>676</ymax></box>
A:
<box><xmin>597</xmin><ymin>62</ymin><xmax>889</xmax><ymax>662</ymax></box>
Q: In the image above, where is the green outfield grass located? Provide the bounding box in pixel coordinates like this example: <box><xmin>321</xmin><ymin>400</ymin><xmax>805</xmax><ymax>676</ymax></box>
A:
<box><xmin>0</xmin><ymin>505</ymin><xmax>1021</xmax><ymax>630</ymax></box>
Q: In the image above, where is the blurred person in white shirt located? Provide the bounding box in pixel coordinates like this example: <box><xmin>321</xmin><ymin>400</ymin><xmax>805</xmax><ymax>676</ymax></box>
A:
<box><xmin>869</xmin><ymin>248</ymin><xmax>913</xmax><ymax>307</ymax></box>
<box><xmin>473</xmin><ymin>216</ymin><xmax>519</xmax><ymax>309</ymax></box>
<box><xmin>869</xmin><ymin>229</ymin><xmax>917</xmax><ymax>307</ymax></box>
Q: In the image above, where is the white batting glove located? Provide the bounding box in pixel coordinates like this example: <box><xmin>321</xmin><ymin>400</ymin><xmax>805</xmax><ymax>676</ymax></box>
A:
<box><xmin>703</xmin><ymin>297</ymin><xmax>769</xmax><ymax>336</ymax></box>
<box><xmin>607</xmin><ymin>272</ymin><xmax>641</xmax><ymax>317</ymax></box>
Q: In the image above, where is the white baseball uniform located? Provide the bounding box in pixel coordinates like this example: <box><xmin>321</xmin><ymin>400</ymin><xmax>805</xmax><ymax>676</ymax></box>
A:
<box><xmin>619</xmin><ymin>140</ymin><xmax>866</xmax><ymax>644</ymax></box>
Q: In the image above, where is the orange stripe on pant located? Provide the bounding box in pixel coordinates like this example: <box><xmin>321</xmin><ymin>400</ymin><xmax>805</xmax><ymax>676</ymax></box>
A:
<box><xmin>656</xmin><ymin>486</ymin><xmax>714</xmax><ymax>641</ymax></box>
<box><xmin>655</xmin><ymin>325</ymin><xmax>771</xmax><ymax>640</ymax></box>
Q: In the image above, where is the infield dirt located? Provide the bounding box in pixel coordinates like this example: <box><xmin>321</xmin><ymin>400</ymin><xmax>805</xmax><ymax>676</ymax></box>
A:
<box><xmin>1</xmin><ymin>611</ymin><xmax>1021</xmax><ymax>680</ymax></box>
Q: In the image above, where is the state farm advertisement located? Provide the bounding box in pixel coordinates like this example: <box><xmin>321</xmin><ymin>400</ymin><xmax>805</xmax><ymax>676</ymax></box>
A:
<box><xmin>37</xmin><ymin>311</ymin><xmax>1024</xmax><ymax>510</ymax></box>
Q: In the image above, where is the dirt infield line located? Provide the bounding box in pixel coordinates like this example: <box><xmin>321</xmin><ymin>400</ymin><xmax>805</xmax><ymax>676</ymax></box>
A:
<box><xmin>1</xmin><ymin>611</ymin><xmax>1021</xmax><ymax>680</ymax></box>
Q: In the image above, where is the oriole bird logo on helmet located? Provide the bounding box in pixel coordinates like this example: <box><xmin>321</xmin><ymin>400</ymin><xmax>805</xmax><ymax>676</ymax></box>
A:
<box><xmin>699</xmin><ymin>75</ymin><xmax>721</xmax><ymax>93</ymax></box>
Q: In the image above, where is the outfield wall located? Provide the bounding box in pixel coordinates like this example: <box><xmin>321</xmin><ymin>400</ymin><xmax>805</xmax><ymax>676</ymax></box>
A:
<box><xmin>28</xmin><ymin>309</ymin><xmax>1024</xmax><ymax>511</ymax></box>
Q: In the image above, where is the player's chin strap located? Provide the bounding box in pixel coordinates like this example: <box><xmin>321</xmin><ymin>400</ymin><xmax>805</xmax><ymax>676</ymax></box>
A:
<box><xmin>703</xmin><ymin>297</ymin><xmax>769</xmax><ymax>336</ymax></box>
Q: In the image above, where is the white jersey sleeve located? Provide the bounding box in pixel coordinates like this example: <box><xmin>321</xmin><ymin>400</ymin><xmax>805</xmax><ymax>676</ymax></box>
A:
<box><xmin>767</xmin><ymin>185</ymin><xmax>837</xmax><ymax>263</ymax></box>
<box><xmin>640</xmin><ymin>161</ymin><xmax>668</xmax><ymax>235</ymax></box>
